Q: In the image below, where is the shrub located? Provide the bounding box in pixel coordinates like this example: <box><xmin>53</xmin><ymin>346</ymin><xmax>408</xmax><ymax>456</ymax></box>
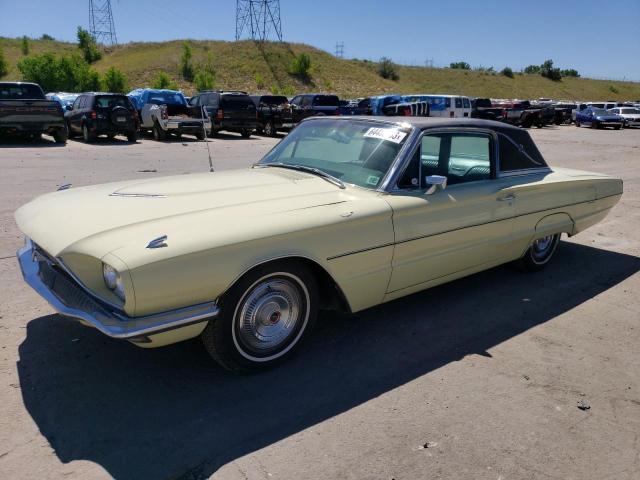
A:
<box><xmin>561</xmin><ymin>69</ymin><xmax>580</xmax><ymax>78</ymax></box>
<box><xmin>378</xmin><ymin>57</ymin><xmax>399</xmax><ymax>80</ymax></box>
<box><xmin>501</xmin><ymin>67</ymin><xmax>514</xmax><ymax>78</ymax></box>
<box><xmin>77</xmin><ymin>26</ymin><xmax>102</xmax><ymax>63</ymax></box>
<box><xmin>0</xmin><ymin>47</ymin><xmax>7</xmax><ymax>77</ymax></box>
<box><xmin>21</xmin><ymin>36</ymin><xmax>30</xmax><ymax>55</ymax></box>
<box><xmin>450</xmin><ymin>61</ymin><xmax>471</xmax><ymax>70</ymax></box>
<box><xmin>609</xmin><ymin>85</ymin><xmax>619</xmax><ymax>94</ymax></box>
<box><xmin>194</xmin><ymin>70</ymin><xmax>215</xmax><ymax>91</ymax></box>
<box><xmin>40</xmin><ymin>34</ymin><xmax>55</xmax><ymax>41</ymax></box>
<box><xmin>180</xmin><ymin>42</ymin><xmax>194</xmax><ymax>81</ymax></box>
<box><xmin>254</xmin><ymin>72</ymin><xmax>265</xmax><ymax>90</ymax></box>
<box><xmin>523</xmin><ymin>64</ymin><xmax>540</xmax><ymax>74</ymax></box>
<box><xmin>152</xmin><ymin>71</ymin><xmax>177</xmax><ymax>90</ymax></box>
<box><xmin>281</xmin><ymin>85</ymin><xmax>296</xmax><ymax>96</ymax></box>
<box><xmin>540</xmin><ymin>59</ymin><xmax>562</xmax><ymax>81</ymax></box>
<box><xmin>102</xmin><ymin>66</ymin><xmax>127</xmax><ymax>93</ymax></box>
<box><xmin>289</xmin><ymin>53</ymin><xmax>311</xmax><ymax>79</ymax></box>
<box><xmin>17</xmin><ymin>53</ymin><xmax>101</xmax><ymax>92</ymax></box>
<box><xmin>269</xmin><ymin>85</ymin><xmax>280</xmax><ymax>95</ymax></box>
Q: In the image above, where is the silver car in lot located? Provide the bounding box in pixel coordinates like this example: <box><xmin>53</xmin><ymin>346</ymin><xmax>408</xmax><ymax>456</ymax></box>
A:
<box><xmin>608</xmin><ymin>107</ymin><xmax>640</xmax><ymax>128</ymax></box>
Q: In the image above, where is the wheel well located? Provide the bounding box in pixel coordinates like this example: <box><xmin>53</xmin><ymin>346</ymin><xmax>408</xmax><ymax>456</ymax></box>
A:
<box><xmin>231</xmin><ymin>257</ymin><xmax>351</xmax><ymax>314</ymax></box>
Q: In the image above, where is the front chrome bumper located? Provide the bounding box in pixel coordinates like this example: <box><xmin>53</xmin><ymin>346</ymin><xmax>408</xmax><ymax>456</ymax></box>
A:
<box><xmin>17</xmin><ymin>239</ymin><xmax>220</xmax><ymax>339</ymax></box>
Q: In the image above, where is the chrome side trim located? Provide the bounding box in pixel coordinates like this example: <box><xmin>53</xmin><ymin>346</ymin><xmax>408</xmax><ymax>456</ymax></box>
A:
<box><xmin>109</xmin><ymin>193</ymin><xmax>167</xmax><ymax>198</ymax></box>
<box><xmin>18</xmin><ymin>239</ymin><xmax>219</xmax><ymax>339</ymax></box>
<box><xmin>146</xmin><ymin>235</ymin><xmax>168</xmax><ymax>249</ymax></box>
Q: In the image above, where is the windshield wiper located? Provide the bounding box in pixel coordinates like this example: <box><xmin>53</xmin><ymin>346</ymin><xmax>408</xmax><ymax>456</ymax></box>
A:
<box><xmin>256</xmin><ymin>163</ymin><xmax>346</xmax><ymax>189</ymax></box>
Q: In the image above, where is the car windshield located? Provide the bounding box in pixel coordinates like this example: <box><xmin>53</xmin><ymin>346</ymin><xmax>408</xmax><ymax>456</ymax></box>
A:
<box><xmin>0</xmin><ymin>84</ymin><xmax>44</xmax><ymax>99</ymax></box>
<box><xmin>259</xmin><ymin>96</ymin><xmax>288</xmax><ymax>106</ymax></box>
<box><xmin>259</xmin><ymin>119</ymin><xmax>410</xmax><ymax>189</ymax></box>
<box><xmin>146</xmin><ymin>93</ymin><xmax>185</xmax><ymax>106</ymax></box>
<box><xmin>314</xmin><ymin>95</ymin><xmax>339</xmax><ymax>106</ymax></box>
<box><xmin>592</xmin><ymin>109</ymin><xmax>608</xmax><ymax>115</ymax></box>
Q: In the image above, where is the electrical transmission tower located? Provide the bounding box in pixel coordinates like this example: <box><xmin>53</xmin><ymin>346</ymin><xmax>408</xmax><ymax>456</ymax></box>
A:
<box><xmin>235</xmin><ymin>0</ymin><xmax>283</xmax><ymax>42</ymax></box>
<box><xmin>89</xmin><ymin>0</ymin><xmax>117</xmax><ymax>45</ymax></box>
<box><xmin>335</xmin><ymin>42</ymin><xmax>344</xmax><ymax>58</ymax></box>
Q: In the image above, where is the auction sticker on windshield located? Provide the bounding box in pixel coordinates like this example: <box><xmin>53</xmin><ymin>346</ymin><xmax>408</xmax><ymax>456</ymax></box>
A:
<box><xmin>363</xmin><ymin>127</ymin><xmax>407</xmax><ymax>144</ymax></box>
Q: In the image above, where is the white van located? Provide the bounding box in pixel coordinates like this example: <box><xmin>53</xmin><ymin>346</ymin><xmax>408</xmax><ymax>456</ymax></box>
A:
<box><xmin>403</xmin><ymin>94</ymin><xmax>472</xmax><ymax>118</ymax></box>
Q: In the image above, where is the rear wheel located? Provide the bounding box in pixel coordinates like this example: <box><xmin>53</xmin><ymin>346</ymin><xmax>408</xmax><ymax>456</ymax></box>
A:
<box><xmin>517</xmin><ymin>234</ymin><xmax>561</xmax><ymax>272</ymax></box>
<box><xmin>241</xmin><ymin>128</ymin><xmax>252</xmax><ymax>138</ymax></box>
<box><xmin>264</xmin><ymin>121</ymin><xmax>276</xmax><ymax>137</ymax></box>
<box><xmin>82</xmin><ymin>124</ymin><xmax>95</xmax><ymax>143</ymax></box>
<box><xmin>195</xmin><ymin>130</ymin><xmax>205</xmax><ymax>140</ymax></box>
<box><xmin>53</xmin><ymin>129</ymin><xmax>68</xmax><ymax>144</ymax></box>
<box><xmin>575</xmin><ymin>120</ymin><xmax>581</xmax><ymax>127</ymax></box>
<box><xmin>153</xmin><ymin>122</ymin><xmax>166</xmax><ymax>141</ymax></box>
<box><xmin>201</xmin><ymin>261</ymin><xmax>318</xmax><ymax>372</ymax></box>
<box><xmin>126</xmin><ymin>131</ymin><xmax>137</xmax><ymax>142</ymax></box>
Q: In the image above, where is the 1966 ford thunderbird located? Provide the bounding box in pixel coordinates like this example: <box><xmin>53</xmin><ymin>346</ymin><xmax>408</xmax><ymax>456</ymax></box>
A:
<box><xmin>16</xmin><ymin>117</ymin><xmax>622</xmax><ymax>371</ymax></box>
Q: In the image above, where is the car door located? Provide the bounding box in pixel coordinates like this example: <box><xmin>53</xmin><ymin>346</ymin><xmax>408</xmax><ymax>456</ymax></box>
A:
<box><xmin>383</xmin><ymin>130</ymin><xmax>516</xmax><ymax>296</ymax></box>
<box><xmin>72</xmin><ymin>95</ymin><xmax>86</xmax><ymax>132</ymax></box>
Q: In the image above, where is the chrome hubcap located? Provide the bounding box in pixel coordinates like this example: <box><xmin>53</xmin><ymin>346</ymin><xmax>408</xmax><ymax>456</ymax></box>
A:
<box><xmin>531</xmin><ymin>234</ymin><xmax>556</xmax><ymax>261</ymax></box>
<box><xmin>236</xmin><ymin>278</ymin><xmax>303</xmax><ymax>353</ymax></box>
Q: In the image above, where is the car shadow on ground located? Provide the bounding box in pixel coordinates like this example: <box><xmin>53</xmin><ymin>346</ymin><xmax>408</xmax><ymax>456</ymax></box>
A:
<box><xmin>68</xmin><ymin>137</ymin><xmax>137</xmax><ymax>146</ymax></box>
<box><xmin>17</xmin><ymin>242</ymin><xmax>640</xmax><ymax>480</ymax></box>
<box><xmin>0</xmin><ymin>136</ymin><xmax>64</xmax><ymax>147</ymax></box>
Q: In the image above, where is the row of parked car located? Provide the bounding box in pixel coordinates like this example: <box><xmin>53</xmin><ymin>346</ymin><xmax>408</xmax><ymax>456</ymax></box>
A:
<box><xmin>1</xmin><ymin>80</ymin><xmax>639</xmax><ymax>145</ymax></box>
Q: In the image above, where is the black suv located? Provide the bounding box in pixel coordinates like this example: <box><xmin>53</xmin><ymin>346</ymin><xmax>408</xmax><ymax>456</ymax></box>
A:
<box><xmin>65</xmin><ymin>93</ymin><xmax>138</xmax><ymax>143</ymax></box>
<box><xmin>251</xmin><ymin>95</ymin><xmax>294</xmax><ymax>136</ymax></box>
<box><xmin>289</xmin><ymin>94</ymin><xmax>340</xmax><ymax>123</ymax></box>
<box><xmin>188</xmin><ymin>91</ymin><xmax>259</xmax><ymax>138</ymax></box>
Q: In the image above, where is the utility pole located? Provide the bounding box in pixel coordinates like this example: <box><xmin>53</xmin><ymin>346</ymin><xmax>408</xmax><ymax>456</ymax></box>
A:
<box><xmin>236</xmin><ymin>0</ymin><xmax>283</xmax><ymax>42</ymax></box>
<box><xmin>335</xmin><ymin>41</ymin><xmax>344</xmax><ymax>58</ymax></box>
<box><xmin>89</xmin><ymin>0</ymin><xmax>117</xmax><ymax>45</ymax></box>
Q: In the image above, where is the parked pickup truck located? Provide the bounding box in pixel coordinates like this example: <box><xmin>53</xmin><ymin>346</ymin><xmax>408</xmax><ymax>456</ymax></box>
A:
<box><xmin>0</xmin><ymin>82</ymin><xmax>68</xmax><ymax>143</ymax></box>
<box><xmin>494</xmin><ymin>100</ymin><xmax>554</xmax><ymax>128</ymax></box>
<box><xmin>470</xmin><ymin>98</ymin><xmax>505</xmax><ymax>121</ymax></box>
<box><xmin>128</xmin><ymin>88</ymin><xmax>211</xmax><ymax>141</ymax></box>
<box><xmin>251</xmin><ymin>94</ymin><xmax>294</xmax><ymax>137</ymax></box>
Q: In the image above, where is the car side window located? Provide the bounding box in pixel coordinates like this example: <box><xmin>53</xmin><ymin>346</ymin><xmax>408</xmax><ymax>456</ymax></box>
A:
<box><xmin>72</xmin><ymin>97</ymin><xmax>81</xmax><ymax>110</ymax></box>
<box><xmin>301</xmin><ymin>96</ymin><xmax>313</xmax><ymax>107</ymax></box>
<box><xmin>455</xmin><ymin>97</ymin><xmax>462</xmax><ymax>108</ymax></box>
<box><xmin>463</xmin><ymin>97</ymin><xmax>470</xmax><ymax>108</ymax></box>
<box><xmin>447</xmin><ymin>134</ymin><xmax>491</xmax><ymax>184</ymax></box>
<box><xmin>290</xmin><ymin>96</ymin><xmax>300</xmax><ymax>106</ymax></box>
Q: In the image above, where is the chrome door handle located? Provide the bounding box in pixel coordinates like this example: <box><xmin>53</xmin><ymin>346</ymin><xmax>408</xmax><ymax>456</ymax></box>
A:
<box><xmin>497</xmin><ymin>194</ymin><xmax>516</xmax><ymax>202</ymax></box>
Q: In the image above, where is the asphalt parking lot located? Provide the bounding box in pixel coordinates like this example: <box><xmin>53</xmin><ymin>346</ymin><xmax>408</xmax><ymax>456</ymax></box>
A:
<box><xmin>0</xmin><ymin>126</ymin><xmax>639</xmax><ymax>480</ymax></box>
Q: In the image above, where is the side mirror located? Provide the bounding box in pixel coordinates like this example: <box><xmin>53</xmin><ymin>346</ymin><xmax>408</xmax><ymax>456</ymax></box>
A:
<box><xmin>65</xmin><ymin>104</ymin><xmax>73</xmax><ymax>111</ymax></box>
<box><xmin>425</xmin><ymin>175</ymin><xmax>447</xmax><ymax>195</ymax></box>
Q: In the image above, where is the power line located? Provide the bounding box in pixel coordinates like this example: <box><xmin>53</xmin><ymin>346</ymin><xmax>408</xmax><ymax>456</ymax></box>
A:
<box><xmin>89</xmin><ymin>0</ymin><xmax>117</xmax><ymax>45</ymax></box>
<box><xmin>235</xmin><ymin>0</ymin><xmax>283</xmax><ymax>42</ymax></box>
<box><xmin>335</xmin><ymin>41</ymin><xmax>344</xmax><ymax>58</ymax></box>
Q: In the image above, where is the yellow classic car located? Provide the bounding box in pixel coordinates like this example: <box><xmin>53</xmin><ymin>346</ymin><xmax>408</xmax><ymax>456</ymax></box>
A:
<box><xmin>16</xmin><ymin>117</ymin><xmax>622</xmax><ymax>371</ymax></box>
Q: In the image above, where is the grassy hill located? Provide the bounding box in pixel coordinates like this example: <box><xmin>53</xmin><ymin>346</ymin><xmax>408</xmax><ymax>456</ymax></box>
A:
<box><xmin>2</xmin><ymin>36</ymin><xmax>640</xmax><ymax>100</ymax></box>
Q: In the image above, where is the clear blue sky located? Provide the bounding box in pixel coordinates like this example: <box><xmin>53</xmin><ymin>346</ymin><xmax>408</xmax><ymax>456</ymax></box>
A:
<box><xmin>2</xmin><ymin>0</ymin><xmax>639</xmax><ymax>80</ymax></box>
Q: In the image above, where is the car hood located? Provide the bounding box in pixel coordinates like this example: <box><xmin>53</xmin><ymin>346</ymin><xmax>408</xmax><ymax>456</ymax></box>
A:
<box><xmin>15</xmin><ymin>167</ymin><xmax>354</xmax><ymax>258</ymax></box>
<box><xmin>594</xmin><ymin>115</ymin><xmax>621</xmax><ymax>121</ymax></box>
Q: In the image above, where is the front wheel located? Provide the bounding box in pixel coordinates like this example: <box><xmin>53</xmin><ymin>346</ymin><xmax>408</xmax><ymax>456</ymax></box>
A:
<box><xmin>201</xmin><ymin>261</ymin><xmax>318</xmax><ymax>372</ymax></box>
<box><xmin>126</xmin><ymin>131</ymin><xmax>137</xmax><ymax>142</ymax></box>
<box><xmin>53</xmin><ymin>129</ymin><xmax>68</xmax><ymax>144</ymax></box>
<box><xmin>517</xmin><ymin>234</ymin><xmax>561</xmax><ymax>272</ymax></box>
<box><xmin>575</xmin><ymin>120</ymin><xmax>580</xmax><ymax>127</ymax></box>
<box><xmin>240</xmin><ymin>128</ymin><xmax>252</xmax><ymax>138</ymax></box>
<box><xmin>153</xmin><ymin>123</ymin><xmax>166</xmax><ymax>141</ymax></box>
<box><xmin>82</xmin><ymin>124</ymin><xmax>95</xmax><ymax>143</ymax></box>
<box><xmin>264</xmin><ymin>121</ymin><xmax>276</xmax><ymax>137</ymax></box>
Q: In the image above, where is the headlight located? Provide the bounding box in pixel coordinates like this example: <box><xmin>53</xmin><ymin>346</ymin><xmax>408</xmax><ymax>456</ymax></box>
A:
<box><xmin>103</xmin><ymin>263</ymin><xmax>126</xmax><ymax>301</ymax></box>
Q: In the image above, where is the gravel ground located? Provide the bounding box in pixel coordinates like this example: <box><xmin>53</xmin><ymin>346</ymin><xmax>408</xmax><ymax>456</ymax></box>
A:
<box><xmin>0</xmin><ymin>126</ymin><xmax>639</xmax><ymax>480</ymax></box>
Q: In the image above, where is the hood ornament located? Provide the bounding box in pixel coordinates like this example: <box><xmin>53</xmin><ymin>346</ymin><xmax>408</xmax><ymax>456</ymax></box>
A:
<box><xmin>146</xmin><ymin>235</ymin><xmax>168</xmax><ymax>249</ymax></box>
<box><xmin>57</xmin><ymin>183</ymin><xmax>72</xmax><ymax>191</ymax></box>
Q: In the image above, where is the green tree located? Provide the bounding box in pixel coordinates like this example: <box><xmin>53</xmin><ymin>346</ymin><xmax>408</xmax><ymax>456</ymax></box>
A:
<box><xmin>450</xmin><ymin>61</ymin><xmax>471</xmax><ymax>70</ymax></box>
<box><xmin>40</xmin><ymin>34</ymin><xmax>55</xmax><ymax>41</ymax></box>
<box><xmin>500</xmin><ymin>67</ymin><xmax>514</xmax><ymax>78</ymax></box>
<box><xmin>378</xmin><ymin>57</ymin><xmax>399</xmax><ymax>80</ymax></box>
<box><xmin>152</xmin><ymin>71</ymin><xmax>178</xmax><ymax>90</ymax></box>
<box><xmin>180</xmin><ymin>41</ymin><xmax>194</xmax><ymax>81</ymax></box>
<box><xmin>560</xmin><ymin>68</ymin><xmax>580</xmax><ymax>78</ymax></box>
<box><xmin>523</xmin><ymin>64</ymin><xmax>541</xmax><ymax>74</ymax></box>
<box><xmin>77</xmin><ymin>26</ymin><xmax>102</xmax><ymax>63</ymax></box>
<box><xmin>0</xmin><ymin>47</ymin><xmax>8</xmax><ymax>78</ymax></box>
<box><xmin>18</xmin><ymin>53</ymin><xmax>60</xmax><ymax>90</ymax></box>
<box><xmin>289</xmin><ymin>53</ymin><xmax>312</xmax><ymax>79</ymax></box>
<box><xmin>102</xmin><ymin>66</ymin><xmax>128</xmax><ymax>93</ymax></box>
<box><xmin>21</xmin><ymin>36</ymin><xmax>30</xmax><ymax>55</ymax></box>
<box><xmin>540</xmin><ymin>59</ymin><xmax>562</xmax><ymax>81</ymax></box>
<box><xmin>17</xmin><ymin>53</ymin><xmax>101</xmax><ymax>92</ymax></box>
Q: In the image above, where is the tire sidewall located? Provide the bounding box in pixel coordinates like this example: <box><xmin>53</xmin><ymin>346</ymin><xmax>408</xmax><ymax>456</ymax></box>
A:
<box><xmin>203</xmin><ymin>261</ymin><xmax>318</xmax><ymax>372</ymax></box>
<box><xmin>520</xmin><ymin>234</ymin><xmax>560</xmax><ymax>272</ymax></box>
